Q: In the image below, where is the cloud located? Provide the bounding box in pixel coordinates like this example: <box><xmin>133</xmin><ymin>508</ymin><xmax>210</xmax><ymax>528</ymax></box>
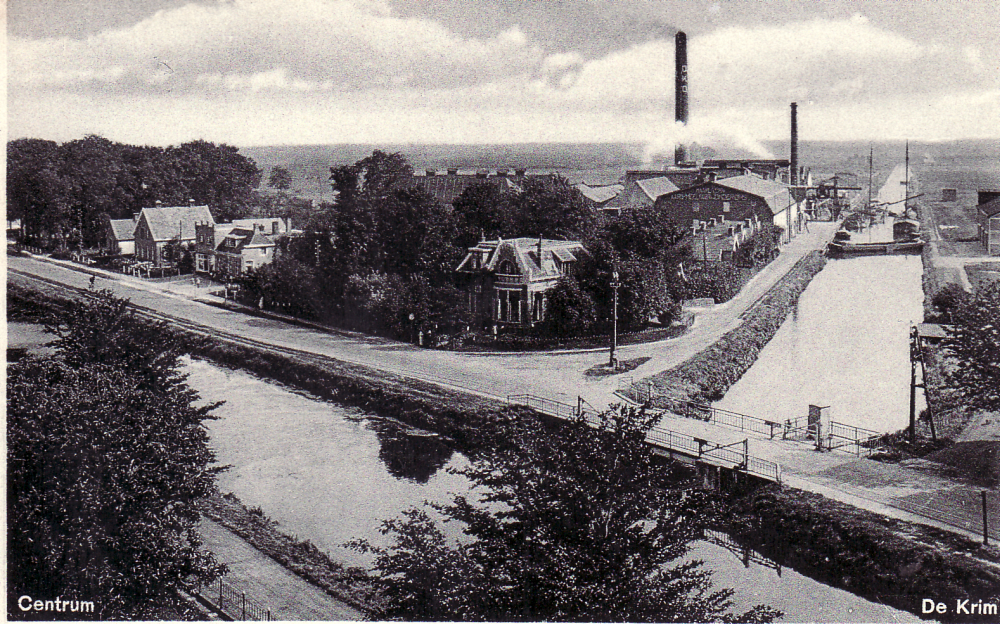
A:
<box><xmin>9</xmin><ymin>0</ymin><xmax>545</xmax><ymax>95</ymax></box>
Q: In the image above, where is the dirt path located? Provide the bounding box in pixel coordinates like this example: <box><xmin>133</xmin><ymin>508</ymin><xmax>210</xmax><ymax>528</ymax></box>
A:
<box><xmin>197</xmin><ymin>519</ymin><xmax>363</xmax><ymax>621</ymax></box>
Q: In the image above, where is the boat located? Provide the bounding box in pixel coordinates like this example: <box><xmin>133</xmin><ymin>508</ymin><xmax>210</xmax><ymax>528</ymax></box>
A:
<box><xmin>827</xmin><ymin>238</ymin><xmax>924</xmax><ymax>256</ymax></box>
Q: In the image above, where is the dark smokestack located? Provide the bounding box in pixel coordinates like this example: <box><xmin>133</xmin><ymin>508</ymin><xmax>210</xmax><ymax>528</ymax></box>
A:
<box><xmin>790</xmin><ymin>102</ymin><xmax>798</xmax><ymax>186</ymax></box>
<box><xmin>674</xmin><ymin>31</ymin><xmax>688</xmax><ymax>165</ymax></box>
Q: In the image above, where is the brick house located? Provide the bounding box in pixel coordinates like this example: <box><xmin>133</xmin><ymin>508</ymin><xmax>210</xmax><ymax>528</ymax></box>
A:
<box><xmin>213</xmin><ymin>227</ymin><xmax>277</xmax><ymax>278</ymax></box>
<box><xmin>456</xmin><ymin>237</ymin><xmax>588</xmax><ymax>327</ymax></box>
<box><xmin>133</xmin><ymin>204</ymin><xmax>214</xmax><ymax>265</ymax></box>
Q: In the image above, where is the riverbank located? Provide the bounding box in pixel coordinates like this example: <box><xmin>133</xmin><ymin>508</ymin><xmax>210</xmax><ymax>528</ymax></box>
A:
<box><xmin>10</xmin><ymin>277</ymin><xmax>1000</xmax><ymax>623</ymax></box>
<box><xmin>635</xmin><ymin>251</ymin><xmax>828</xmax><ymax>404</ymax></box>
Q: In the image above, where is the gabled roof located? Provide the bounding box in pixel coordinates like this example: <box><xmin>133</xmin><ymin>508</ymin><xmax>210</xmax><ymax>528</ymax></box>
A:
<box><xmin>456</xmin><ymin>237</ymin><xmax>587</xmax><ymax>281</ymax></box>
<box><xmin>715</xmin><ymin>175</ymin><xmax>795</xmax><ymax>216</ymax></box>
<box><xmin>139</xmin><ymin>205</ymin><xmax>214</xmax><ymax>241</ymax></box>
<box><xmin>108</xmin><ymin>218</ymin><xmax>136</xmax><ymax>241</ymax></box>
<box><xmin>636</xmin><ymin>176</ymin><xmax>680</xmax><ymax>201</ymax></box>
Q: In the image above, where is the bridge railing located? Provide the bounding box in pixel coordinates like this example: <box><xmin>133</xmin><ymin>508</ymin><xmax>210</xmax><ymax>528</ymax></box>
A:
<box><xmin>507</xmin><ymin>394</ymin><xmax>782</xmax><ymax>483</ymax></box>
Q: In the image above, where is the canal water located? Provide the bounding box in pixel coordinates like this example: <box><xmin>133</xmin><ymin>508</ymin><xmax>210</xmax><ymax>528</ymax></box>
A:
<box><xmin>714</xmin><ymin>161</ymin><xmax>926</xmax><ymax>433</ymax></box>
<box><xmin>187</xmin><ymin>358</ymin><xmax>919</xmax><ymax>622</ymax></box>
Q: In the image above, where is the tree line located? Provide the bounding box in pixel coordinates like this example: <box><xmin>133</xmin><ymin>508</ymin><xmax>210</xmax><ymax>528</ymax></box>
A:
<box><xmin>7</xmin><ymin>136</ymin><xmax>262</xmax><ymax>249</ymax></box>
<box><xmin>237</xmin><ymin>150</ymin><xmax>781</xmax><ymax>342</ymax></box>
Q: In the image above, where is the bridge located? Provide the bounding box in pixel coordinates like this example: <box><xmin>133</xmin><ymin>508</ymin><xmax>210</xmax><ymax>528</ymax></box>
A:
<box><xmin>506</xmin><ymin>394</ymin><xmax>782</xmax><ymax>484</ymax></box>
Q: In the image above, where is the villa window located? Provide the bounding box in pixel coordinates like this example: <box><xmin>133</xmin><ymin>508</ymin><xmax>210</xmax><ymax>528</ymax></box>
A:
<box><xmin>723</xmin><ymin>201</ymin><xmax>731</xmax><ymax>213</ymax></box>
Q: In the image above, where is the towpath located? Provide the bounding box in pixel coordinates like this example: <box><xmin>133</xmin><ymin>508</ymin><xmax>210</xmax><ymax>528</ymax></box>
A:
<box><xmin>197</xmin><ymin>519</ymin><xmax>363</xmax><ymax>621</ymax></box>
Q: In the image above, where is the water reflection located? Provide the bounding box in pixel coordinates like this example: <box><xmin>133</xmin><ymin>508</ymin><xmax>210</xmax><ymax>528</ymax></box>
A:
<box><xmin>369</xmin><ymin>420</ymin><xmax>454</xmax><ymax>484</ymax></box>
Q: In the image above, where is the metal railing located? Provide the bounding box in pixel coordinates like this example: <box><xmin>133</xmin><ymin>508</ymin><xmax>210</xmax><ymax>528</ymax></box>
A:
<box><xmin>196</xmin><ymin>577</ymin><xmax>273</xmax><ymax>621</ymax></box>
<box><xmin>620</xmin><ymin>380</ymin><xmax>888</xmax><ymax>457</ymax></box>
<box><xmin>507</xmin><ymin>394</ymin><xmax>782</xmax><ymax>483</ymax></box>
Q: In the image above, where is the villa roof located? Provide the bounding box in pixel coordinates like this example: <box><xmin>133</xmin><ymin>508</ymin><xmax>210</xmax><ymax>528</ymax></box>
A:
<box><xmin>456</xmin><ymin>237</ymin><xmax>587</xmax><ymax>281</ymax></box>
<box><xmin>216</xmin><ymin>227</ymin><xmax>275</xmax><ymax>253</ymax></box>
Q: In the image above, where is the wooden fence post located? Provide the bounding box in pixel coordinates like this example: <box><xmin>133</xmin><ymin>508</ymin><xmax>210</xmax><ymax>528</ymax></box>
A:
<box><xmin>984</xmin><ymin>491</ymin><xmax>990</xmax><ymax>545</ymax></box>
<box><xmin>242</xmin><ymin>592</ymin><xmax>246</xmax><ymax>620</ymax></box>
<box><xmin>219</xmin><ymin>578</ymin><xmax>223</xmax><ymax>611</ymax></box>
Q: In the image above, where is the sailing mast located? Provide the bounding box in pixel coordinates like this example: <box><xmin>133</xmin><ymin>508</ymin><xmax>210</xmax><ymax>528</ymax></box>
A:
<box><xmin>867</xmin><ymin>145</ymin><xmax>873</xmax><ymax>209</ymax></box>
<box><xmin>904</xmin><ymin>140</ymin><xmax>909</xmax><ymax>216</ymax></box>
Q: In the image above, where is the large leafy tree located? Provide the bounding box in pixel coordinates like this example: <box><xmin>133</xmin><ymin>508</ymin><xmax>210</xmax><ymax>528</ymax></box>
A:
<box><xmin>7</xmin><ymin>289</ymin><xmax>226</xmax><ymax>619</ymax></box>
<box><xmin>353</xmin><ymin>406</ymin><xmax>780</xmax><ymax>623</ymax></box>
<box><xmin>943</xmin><ymin>281</ymin><xmax>1000</xmax><ymax>413</ymax></box>
<box><xmin>267</xmin><ymin>165</ymin><xmax>293</xmax><ymax>191</ymax></box>
<box><xmin>506</xmin><ymin>175</ymin><xmax>597</xmax><ymax>241</ymax></box>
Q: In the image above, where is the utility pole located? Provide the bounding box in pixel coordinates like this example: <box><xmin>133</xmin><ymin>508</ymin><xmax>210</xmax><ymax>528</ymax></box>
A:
<box><xmin>904</xmin><ymin>140</ymin><xmax>910</xmax><ymax>216</ymax></box>
<box><xmin>609</xmin><ymin>270</ymin><xmax>621</xmax><ymax>369</ymax></box>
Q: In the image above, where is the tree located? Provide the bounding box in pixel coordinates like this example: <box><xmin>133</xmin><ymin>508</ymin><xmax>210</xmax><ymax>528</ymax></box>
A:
<box><xmin>541</xmin><ymin>276</ymin><xmax>597</xmax><ymax>337</ymax></box>
<box><xmin>268</xmin><ymin>166</ymin><xmax>293</xmax><ymax>191</ymax></box>
<box><xmin>8</xmin><ymin>289</ymin><xmax>226</xmax><ymax>619</ymax></box>
<box><xmin>599</xmin><ymin>204</ymin><xmax>687</xmax><ymax>260</ymax></box>
<box><xmin>943</xmin><ymin>281</ymin><xmax>1000</xmax><ymax>413</ymax></box>
<box><xmin>506</xmin><ymin>175</ymin><xmax>597</xmax><ymax>241</ymax></box>
<box><xmin>353</xmin><ymin>405</ymin><xmax>780</xmax><ymax>622</ymax></box>
<box><xmin>453</xmin><ymin>182</ymin><xmax>509</xmax><ymax>249</ymax></box>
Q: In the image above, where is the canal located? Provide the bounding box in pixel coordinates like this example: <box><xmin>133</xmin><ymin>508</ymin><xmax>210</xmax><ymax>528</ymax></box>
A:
<box><xmin>714</xmin><ymin>165</ymin><xmax>926</xmax><ymax>433</ymax></box>
<box><xmin>187</xmin><ymin>358</ymin><xmax>919</xmax><ymax>622</ymax></box>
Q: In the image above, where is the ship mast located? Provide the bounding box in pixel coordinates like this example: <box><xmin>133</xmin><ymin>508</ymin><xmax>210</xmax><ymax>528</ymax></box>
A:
<box><xmin>867</xmin><ymin>144</ymin><xmax>873</xmax><ymax>210</ymax></box>
<box><xmin>904</xmin><ymin>140</ymin><xmax>909</xmax><ymax>216</ymax></box>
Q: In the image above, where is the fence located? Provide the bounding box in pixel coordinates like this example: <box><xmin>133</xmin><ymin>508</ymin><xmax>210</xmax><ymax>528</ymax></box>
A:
<box><xmin>196</xmin><ymin>577</ymin><xmax>273</xmax><ymax>621</ymax></box>
<box><xmin>507</xmin><ymin>394</ymin><xmax>782</xmax><ymax>483</ymax></box>
<box><xmin>619</xmin><ymin>379</ymin><xmax>887</xmax><ymax>457</ymax></box>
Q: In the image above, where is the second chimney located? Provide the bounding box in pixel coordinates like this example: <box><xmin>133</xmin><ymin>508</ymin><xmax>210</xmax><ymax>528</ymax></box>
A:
<box><xmin>790</xmin><ymin>102</ymin><xmax>799</xmax><ymax>186</ymax></box>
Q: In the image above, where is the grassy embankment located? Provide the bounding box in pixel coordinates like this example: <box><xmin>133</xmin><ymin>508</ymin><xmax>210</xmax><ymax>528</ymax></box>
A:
<box><xmin>11</xmin><ymin>277</ymin><xmax>1000</xmax><ymax>621</ymax></box>
<box><xmin>637</xmin><ymin>251</ymin><xmax>828</xmax><ymax>404</ymax></box>
<box><xmin>725</xmin><ymin>486</ymin><xmax>1000</xmax><ymax>622</ymax></box>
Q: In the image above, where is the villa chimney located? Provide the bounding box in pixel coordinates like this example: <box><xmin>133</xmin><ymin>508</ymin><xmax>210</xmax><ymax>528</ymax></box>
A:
<box><xmin>537</xmin><ymin>234</ymin><xmax>543</xmax><ymax>260</ymax></box>
<box><xmin>674</xmin><ymin>31</ymin><xmax>689</xmax><ymax>165</ymax></box>
<box><xmin>790</xmin><ymin>102</ymin><xmax>799</xmax><ymax>186</ymax></box>
<box><xmin>155</xmin><ymin>200</ymin><xmax>163</xmax><ymax>206</ymax></box>
<box><xmin>133</xmin><ymin>212</ymin><xmax>140</xmax><ymax>222</ymax></box>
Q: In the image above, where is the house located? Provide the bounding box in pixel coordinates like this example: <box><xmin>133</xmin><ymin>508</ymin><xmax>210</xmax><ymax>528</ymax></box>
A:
<box><xmin>212</xmin><ymin>227</ymin><xmax>278</xmax><ymax>278</ymax></box>
<box><xmin>133</xmin><ymin>204</ymin><xmax>215</xmax><ymax>265</ymax></box>
<box><xmin>978</xmin><ymin>190</ymin><xmax>1000</xmax><ymax>256</ymax></box>
<box><xmin>194</xmin><ymin>222</ymin><xmax>235</xmax><ymax>274</ymax></box>
<box><xmin>687</xmin><ymin>217</ymin><xmax>762</xmax><ymax>263</ymax></box>
<box><xmin>104</xmin><ymin>216</ymin><xmax>137</xmax><ymax>256</ymax></box>
<box><xmin>456</xmin><ymin>237</ymin><xmax>588</xmax><ymax>327</ymax></box>
<box><xmin>655</xmin><ymin>174</ymin><xmax>802</xmax><ymax>243</ymax></box>
<box><xmin>232</xmin><ymin>217</ymin><xmax>292</xmax><ymax>236</ymax></box>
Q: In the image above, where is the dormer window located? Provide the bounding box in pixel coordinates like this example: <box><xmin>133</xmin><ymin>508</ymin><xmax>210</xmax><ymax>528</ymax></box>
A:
<box><xmin>498</xmin><ymin>260</ymin><xmax>516</xmax><ymax>275</ymax></box>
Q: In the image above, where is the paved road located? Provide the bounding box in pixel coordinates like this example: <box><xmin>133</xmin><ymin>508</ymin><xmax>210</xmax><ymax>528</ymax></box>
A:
<box><xmin>197</xmin><ymin>519</ymin><xmax>363</xmax><ymax>621</ymax></box>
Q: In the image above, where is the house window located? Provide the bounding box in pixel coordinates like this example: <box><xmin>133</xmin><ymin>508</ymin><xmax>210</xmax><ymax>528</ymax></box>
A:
<box><xmin>260</xmin><ymin>248</ymin><xmax>266</xmax><ymax>256</ymax></box>
<box><xmin>498</xmin><ymin>260</ymin><xmax>516</xmax><ymax>275</ymax></box>
<box><xmin>692</xmin><ymin>202</ymin><xmax>700</xmax><ymax>212</ymax></box>
<box><xmin>723</xmin><ymin>201</ymin><xmax>731</xmax><ymax>213</ymax></box>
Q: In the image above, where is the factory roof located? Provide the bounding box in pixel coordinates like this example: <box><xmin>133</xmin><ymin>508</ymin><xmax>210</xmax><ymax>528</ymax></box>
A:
<box><xmin>979</xmin><ymin>197</ymin><xmax>1000</xmax><ymax>218</ymax></box>
<box><xmin>637</xmin><ymin>176</ymin><xmax>681</xmax><ymax>201</ymax></box>
<box><xmin>574</xmin><ymin>183</ymin><xmax>622</xmax><ymax>205</ymax></box>
<box><xmin>716</xmin><ymin>175</ymin><xmax>795</xmax><ymax>216</ymax></box>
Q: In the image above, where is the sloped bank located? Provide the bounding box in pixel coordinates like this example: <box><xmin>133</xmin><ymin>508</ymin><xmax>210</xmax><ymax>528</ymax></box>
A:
<box><xmin>636</xmin><ymin>251</ymin><xmax>828</xmax><ymax>404</ymax></box>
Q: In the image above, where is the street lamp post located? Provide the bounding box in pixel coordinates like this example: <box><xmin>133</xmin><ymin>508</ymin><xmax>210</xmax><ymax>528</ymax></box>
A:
<box><xmin>408</xmin><ymin>313</ymin><xmax>416</xmax><ymax>344</ymax></box>
<box><xmin>609</xmin><ymin>270</ymin><xmax>621</xmax><ymax>369</ymax></box>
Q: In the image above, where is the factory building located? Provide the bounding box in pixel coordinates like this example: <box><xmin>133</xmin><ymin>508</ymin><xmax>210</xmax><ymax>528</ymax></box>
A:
<box><xmin>654</xmin><ymin>174</ymin><xmax>803</xmax><ymax>244</ymax></box>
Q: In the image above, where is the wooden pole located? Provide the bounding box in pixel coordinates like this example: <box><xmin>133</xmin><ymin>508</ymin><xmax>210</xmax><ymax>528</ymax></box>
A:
<box><xmin>984</xmin><ymin>491</ymin><xmax>990</xmax><ymax>545</ymax></box>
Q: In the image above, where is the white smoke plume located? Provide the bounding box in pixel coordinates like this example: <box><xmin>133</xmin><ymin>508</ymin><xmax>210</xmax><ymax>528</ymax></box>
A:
<box><xmin>642</xmin><ymin>118</ymin><xmax>776</xmax><ymax>164</ymax></box>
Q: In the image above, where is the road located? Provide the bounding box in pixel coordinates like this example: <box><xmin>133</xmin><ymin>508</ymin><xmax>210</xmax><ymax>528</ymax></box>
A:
<box><xmin>8</xmin><ymin>221</ymin><xmax>837</xmax><ymax>412</ymax></box>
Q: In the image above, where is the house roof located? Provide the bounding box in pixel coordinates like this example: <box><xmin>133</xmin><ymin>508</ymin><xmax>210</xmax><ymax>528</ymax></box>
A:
<box><xmin>715</xmin><ymin>175</ymin><xmax>795</xmax><ymax>216</ymax></box>
<box><xmin>139</xmin><ymin>205</ymin><xmax>214</xmax><ymax>241</ymax></box>
<box><xmin>108</xmin><ymin>218</ymin><xmax>137</xmax><ymax>241</ymax></box>
<box><xmin>216</xmin><ymin>227</ymin><xmax>275</xmax><ymax>253</ymax></box>
<box><xmin>456</xmin><ymin>237</ymin><xmax>587</xmax><ymax>281</ymax></box>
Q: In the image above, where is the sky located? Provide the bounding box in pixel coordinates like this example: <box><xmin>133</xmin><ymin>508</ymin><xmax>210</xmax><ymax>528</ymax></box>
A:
<box><xmin>7</xmin><ymin>0</ymin><xmax>1000</xmax><ymax>153</ymax></box>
